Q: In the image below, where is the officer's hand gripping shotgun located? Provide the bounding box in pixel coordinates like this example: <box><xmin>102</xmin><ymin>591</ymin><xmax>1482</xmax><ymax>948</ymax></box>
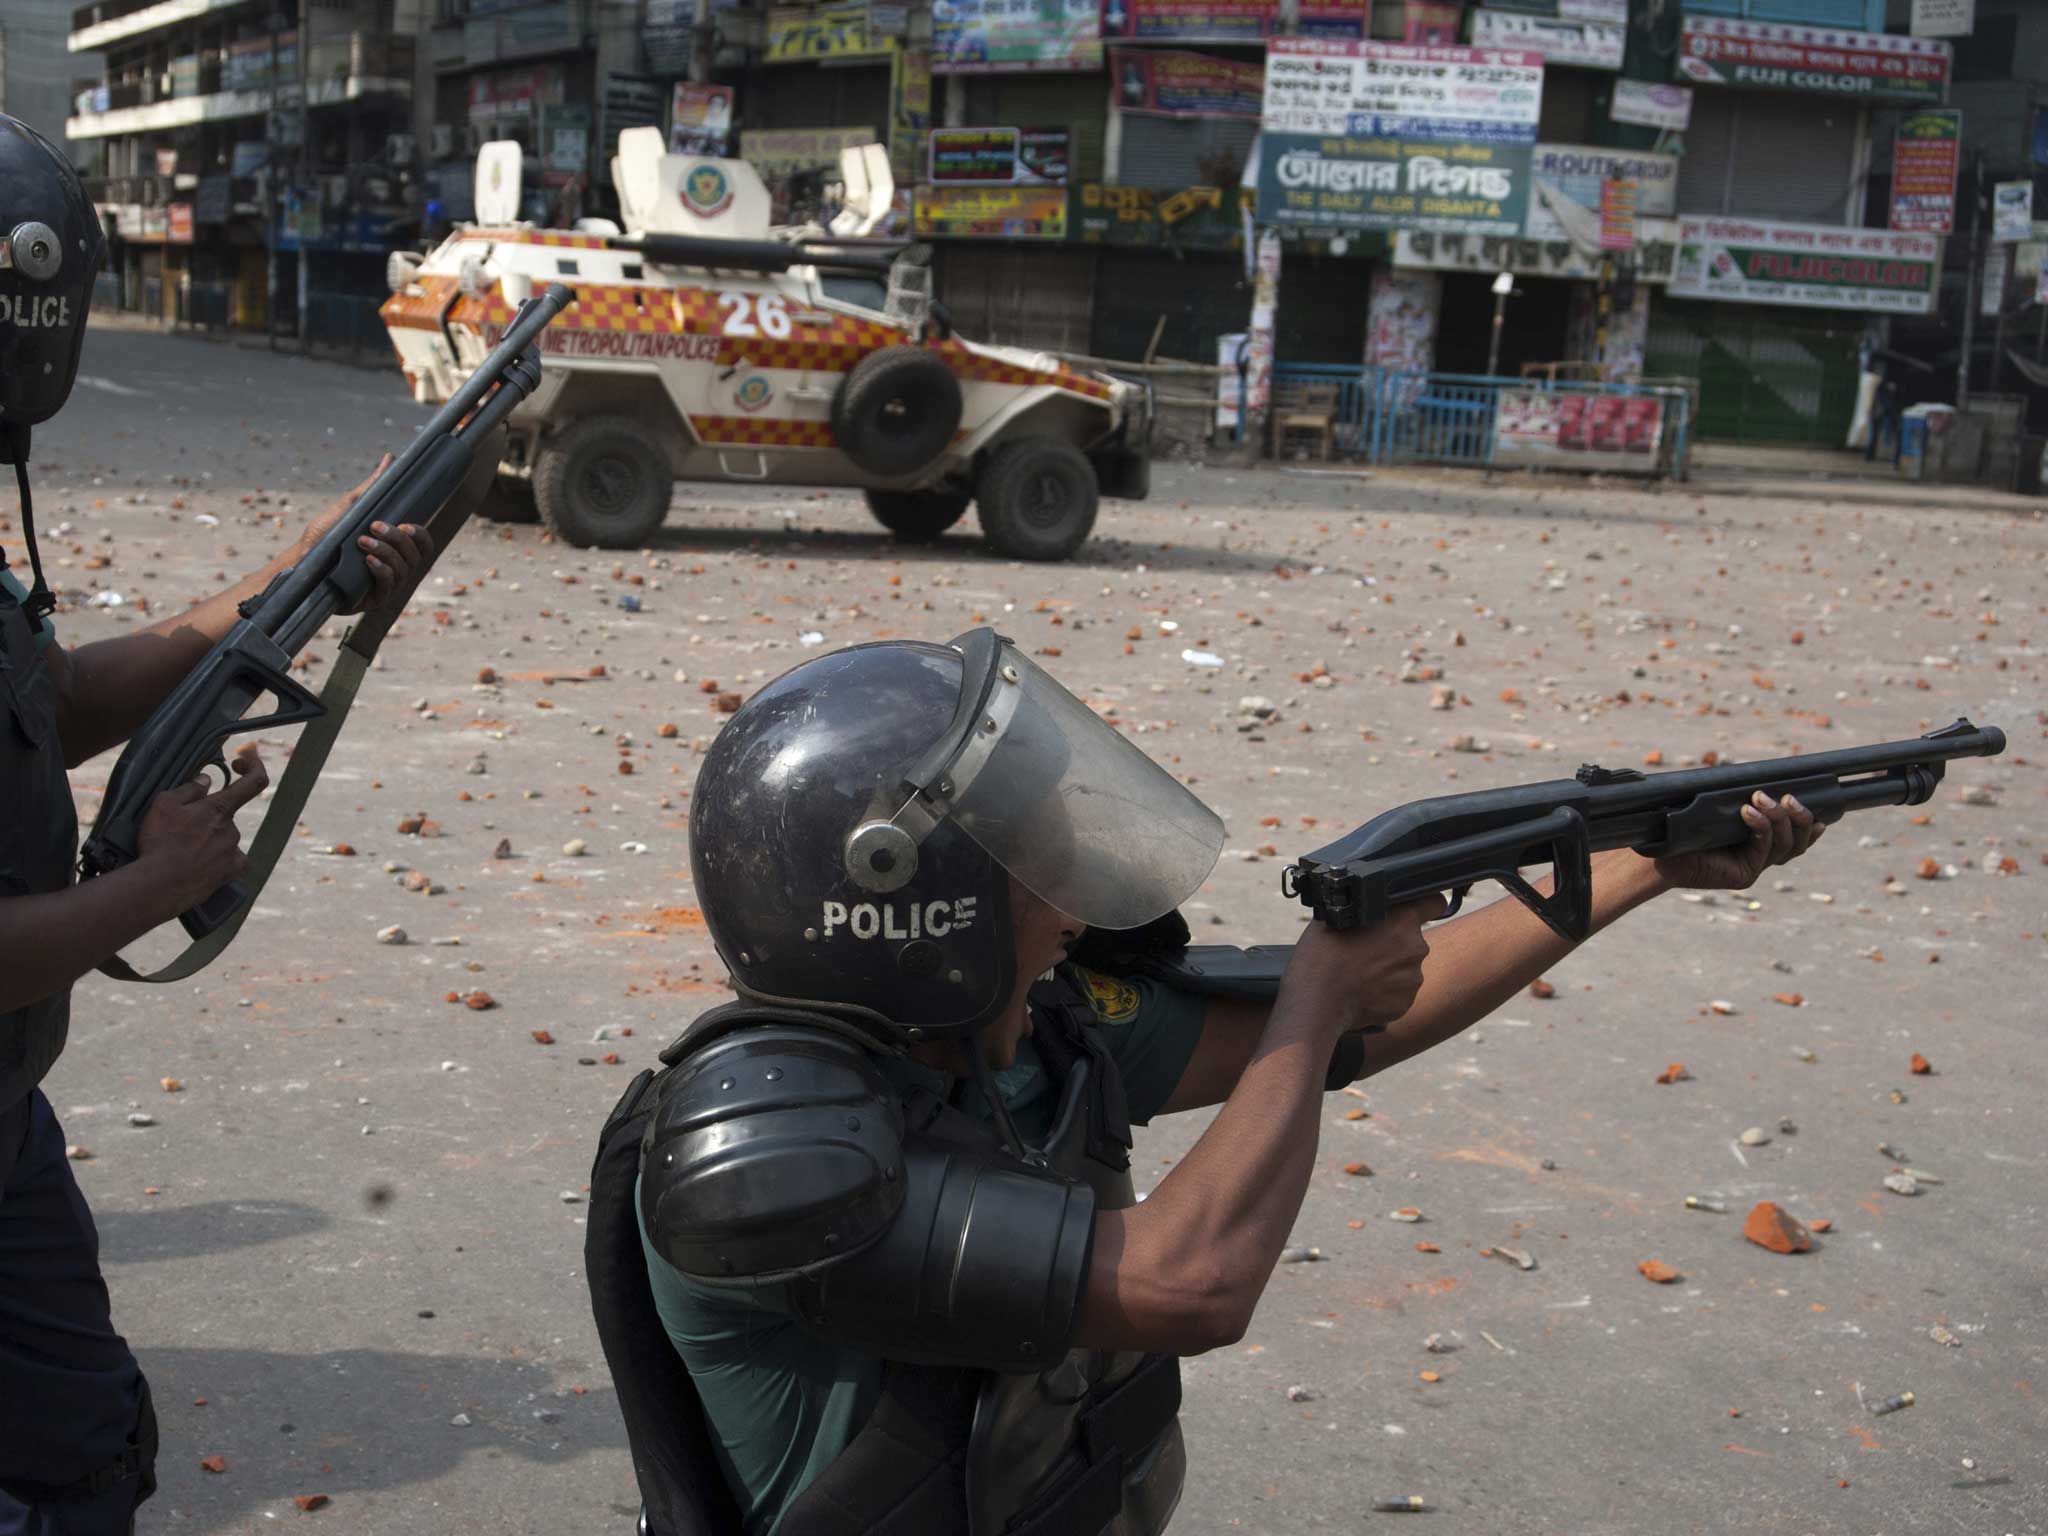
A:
<box><xmin>1284</xmin><ymin>719</ymin><xmax>2007</xmax><ymax>942</ymax></box>
<box><xmin>78</xmin><ymin>283</ymin><xmax>573</xmax><ymax>941</ymax></box>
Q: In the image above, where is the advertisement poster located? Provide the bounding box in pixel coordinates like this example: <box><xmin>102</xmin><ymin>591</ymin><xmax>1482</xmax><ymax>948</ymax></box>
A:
<box><xmin>1469</xmin><ymin>9</ymin><xmax>1623</xmax><ymax>71</ymax></box>
<box><xmin>167</xmin><ymin>203</ymin><xmax>195</xmax><ymax>244</ymax></box>
<box><xmin>1113</xmin><ymin>49</ymin><xmax>1263</xmax><ymax>119</ymax></box>
<box><xmin>1071</xmin><ymin>183</ymin><xmax>1248</xmax><ymax>247</ymax></box>
<box><xmin>929</xmin><ymin>126</ymin><xmax>1071</xmax><ymax>183</ymax></box>
<box><xmin>1888</xmin><ymin>108</ymin><xmax>1959</xmax><ymax>235</ymax></box>
<box><xmin>1671</xmin><ymin>216</ymin><xmax>1940</xmax><ymax>315</ymax></box>
<box><xmin>671</xmin><ymin>84</ymin><xmax>734</xmax><ymax>156</ymax></box>
<box><xmin>742</xmin><ymin>127</ymin><xmax>880</xmax><ymax>180</ymax></box>
<box><xmin>934</xmin><ymin>0</ymin><xmax>1102</xmax><ymax>72</ymax></box>
<box><xmin>1365</xmin><ymin>266</ymin><xmax>1440</xmax><ymax>376</ymax></box>
<box><xmin>1393</xmin><ymin>220</ymin><xmax>1683</xmax><ymax>283</ymax></box>
<box><xmin>1993</xmin><ymin>180</ymin><xmax>2032</xmax><ymax>243</ymax></box>
<box><xmin>1678</xmin><ymin>17</ymin><xmax>1951</xmax><ymax>104</ymax></box>
<box><xmin>1910</xmin><ymin>0</ymin><xmax>1973</xmax><ymax>36</ymax></box>
<box><xmin>1099</xmin><ymin>0</ymin><xmax>1370</xmax><ymax>45</ymax></box>
<box><xmin>1609</xmin><ymin>80</ymin><xmax>1691</xmax><ymax>131</ymax></box>
<box><xmin>766</xmin><ymin>2</ymin><xmax>894</xmax><ymax>62</ymax></box>
<box><xmin>1258</xmin><ymin>41</ymin><xmax>1540</xmax><ymax>236</ymax></box>
<box><xmin>1401</xmin><ymin>2</ymin><xmax>1461</xmax><ymax>45</ymax></box>
<box><xmin>1524</xmin><ymin>143</ymin><xmax>1677</xmax><ymax>245</ymax></box>
<box><xmin>1493</xmin><ymin>390</ymin><xmax>1663</xmax><ymax>473</ymax></box>
<box><xmin>913</xmin><ymin>184</ymin><xmax>1069</xmax><ymax>236</ymax></box>
<box><xmin>889</xmin><ymin>50</ymin><xmax>932</xmax><ymax>181</ymax></box>
<box><xmin>1598</xmin><ymin>178</ymin><xmax>1634</xmax><ymax>251</ymax></box>
<box><xmin>1261</xmin><ymin>39</ymin><xmax>1543</xmax><ymax>142</ymax></box>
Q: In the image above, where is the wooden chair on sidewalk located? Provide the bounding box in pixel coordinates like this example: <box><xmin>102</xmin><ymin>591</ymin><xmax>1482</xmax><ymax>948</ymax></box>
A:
<box><xmin>1272</xmin><ymin>380</ymin><xmax>1338</xmax><ymax>461</ymax></box>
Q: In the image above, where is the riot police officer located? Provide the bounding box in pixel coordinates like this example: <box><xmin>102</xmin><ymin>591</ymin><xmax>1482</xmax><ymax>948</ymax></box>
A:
<box><xmin>0</xmin><ymin>112</ymin><xmax>432</xmax><ymax>1534</ymax></box>
<box><xmin>586</xmin><ymin>630</ymin><xmax>1825</xmax><ymax>1536</ymax></box>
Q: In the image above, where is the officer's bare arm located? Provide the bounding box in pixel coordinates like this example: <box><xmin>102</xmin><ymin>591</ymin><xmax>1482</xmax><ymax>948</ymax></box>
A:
<box><xmin>1156</xmin><ymin>850</ymin><xmax>1672</xmax><ymax>1114</ymax></box>
<box><xmin>1069</xmin><ymin>907</ymin><xmax>1435</xmax><ymax>1356</ymax></box>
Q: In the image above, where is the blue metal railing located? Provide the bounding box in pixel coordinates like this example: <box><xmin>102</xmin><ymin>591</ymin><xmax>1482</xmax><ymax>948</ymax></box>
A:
<box><xmin>1235</xmin><ymin>364</ymin><xmax>1695</xmax><ymax>479</ymax></box>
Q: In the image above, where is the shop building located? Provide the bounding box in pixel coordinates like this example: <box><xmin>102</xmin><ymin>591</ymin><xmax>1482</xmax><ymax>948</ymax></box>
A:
<box><xmin>66</xmin><ymin>0</ymin><xmax>420</xmax><ymax>342</ymax></box>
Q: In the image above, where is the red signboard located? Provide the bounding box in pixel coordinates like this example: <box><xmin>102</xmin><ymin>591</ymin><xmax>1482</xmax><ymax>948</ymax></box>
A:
<box><xmin>167</xmin><ymin>203</ymin><xmax>195</xmax><ymax>244</ymax></box>
<box><xmin>1678</xmin><ymin>17</ymin><xmax>1950</xmax><ymax>104</ymax></box>
<box><xmin>1100</xmin><ymin>0</ymin><xmax>1369</xmax><ymax>45</ymax></box>
<box><xmin>1889</xmin><ymin>108</ymin><xmax>1960</xmax><ymax>235</ymax></box>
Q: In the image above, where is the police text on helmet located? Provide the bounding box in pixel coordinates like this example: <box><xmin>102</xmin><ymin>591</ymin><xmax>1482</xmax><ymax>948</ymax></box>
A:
<box><xmin>820</xmin><ymin>897</ymin><xmax>977</xmax><ymax>941</ymax></box>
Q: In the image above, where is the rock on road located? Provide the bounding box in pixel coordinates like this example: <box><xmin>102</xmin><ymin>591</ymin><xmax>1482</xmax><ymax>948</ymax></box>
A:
<box><xmin>20</xmin><ymin>328</ymin><xmax>2045</xmax><ymax>1534</ymax></box>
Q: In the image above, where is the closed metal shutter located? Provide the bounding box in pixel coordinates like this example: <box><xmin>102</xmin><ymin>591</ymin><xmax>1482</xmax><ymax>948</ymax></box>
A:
<box><xmin>1115</xmin><ymin>113</ymin><xmax>1258</xmax><ymax>191</ymax></box>
<box><xmin>1675</xmin><ymin>92</ymin><xmax>1861</xmax><ymax>223</ymax></box>
<box><xmin>1090</xmin><ymin>250</ymin><xmax>1246</xmax><ymax>362</ymax></box>
<box><xmin>745</xmin><ymin>62</ymin><xmax>894</xmax><ymax>134</ymax></box>
<box><xmin>962</xmin><ymin>73</ymin><xmax>1110</xmax><ymax>182</ymax></box>
<box><xmin>938</xmin><ymin>245</ymin><xmax>1099</xmax><ymax>353</ymax></box>
<box><xmin>1646</xmin><ymin>300</ymin><xmax>1861</xmax><ymax>445</ymax></box>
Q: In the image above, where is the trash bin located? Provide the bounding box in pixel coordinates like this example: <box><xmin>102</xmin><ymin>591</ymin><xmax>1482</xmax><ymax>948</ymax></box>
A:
<box><xmin>1898</xmin><ymin>417</ymin><xmax>1928</xmax><ymax>480</ymax></box>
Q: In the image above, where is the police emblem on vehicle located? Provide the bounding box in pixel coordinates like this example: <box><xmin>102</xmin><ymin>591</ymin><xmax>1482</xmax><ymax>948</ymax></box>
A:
<box><xmin>682</xmin><ymin>164</ymin><xmax>734</xmax><ymax>218</ymax></box>
<box><xmin>733</xmin><ymin>373</ymin><xmax>773</xmax><ymax>412</ymax></box>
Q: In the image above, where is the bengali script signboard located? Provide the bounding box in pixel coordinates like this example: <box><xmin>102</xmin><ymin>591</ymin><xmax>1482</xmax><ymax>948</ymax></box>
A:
<box><xmin>1469</xmin><ymin>8</ymin><xmax>1623</xmax><ymax>70</ymax></box>
<box><xmin>914</xmin><ymin>184</ymin><xmax>1069</xmax><ymax>236</ymax></box>
<box><xmin>1671</xmin><ymin>216</ymin><xmax>1939</xmax><ymax>314</ymax></box>
<box><xmin>1677</xmin><ymin>17</ymin><xmax>1951</xmax><ymax>104</ymax></box>
<box><xmin>934</xmin><ymin>0</ymin><xmax>1102</xmax><ymax>72</ymax></box>
<box><xmin>1889</xmin><ymin>108</ymin><xmax>1959</xmax><ymax>235</ymax></box>
<box><xmin>1256</xmin><ymin>40</ymin><xmax>1540</xmax><ymax>235</ymax></box>
<box><xmin>1098</xmin><ymin>0</ymin><xmax>1371</xmax><ymax>45</ymax></box>
<box><xmin>929</xmin><ymin>126</ymin><xmax>1070</xmax><ymax>183</ymax></box>
<box><xmin>1525</xmin><ymin>143</ymin><xmax>1677</xmax><ymax>245</ymax></box>
<box><xmin>1112</xmin><ymin>49</ymin><xmax>1263</xmax><ymax>118</ymax></box>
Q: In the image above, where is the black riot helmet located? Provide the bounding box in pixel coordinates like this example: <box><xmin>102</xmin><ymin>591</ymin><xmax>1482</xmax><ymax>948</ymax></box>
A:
<box><xmin>1</xmin><ymin>113</ymin><xmax>103</xmax><ymax>441</ymax></box>
<box><xmin>689</xmin><ymin>630</ymin><xmax>1226</xmax><ymax>1042</ymax></box>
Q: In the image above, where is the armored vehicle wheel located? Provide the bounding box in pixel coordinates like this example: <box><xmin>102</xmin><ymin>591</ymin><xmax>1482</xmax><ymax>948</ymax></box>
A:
<box><xmin>476</xmin><ymin>470</ymin><xmax>539</xmax><ymax>524</ymax></box>
<box><xmin>534</xmin><ymin>416</ymin><xmax>673</xmax><ymax>549</ymax></box>
<box><xmin>975</xmin><ymin>438</ymin><xmax>1099</xmax><ymax>562</ymax></box>
<box><xmin>831</xmin><ymin>347</ymin><xmax>963</xmax><ymax>478</ymax></box>
<box><xmin>864</xmin><ymin>486</ymin><xmax>971</xmax><ymax>542</ymax></box>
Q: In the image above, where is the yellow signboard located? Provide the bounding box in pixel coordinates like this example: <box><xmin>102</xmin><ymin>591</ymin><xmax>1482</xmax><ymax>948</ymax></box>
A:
<box><xmin>765</xmin><ymin>3</ymin><xmax>896</xmax><ymax>62</ymax></box>
<box><xmin>913</xmin><ymin>184</ymin><xmax>1068</xmax><ymax>239</ymax></box>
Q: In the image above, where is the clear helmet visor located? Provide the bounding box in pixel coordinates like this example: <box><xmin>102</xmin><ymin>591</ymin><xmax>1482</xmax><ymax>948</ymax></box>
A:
<box><xmin>913</xmin><ymin>638</ymin><xmax>1224</xmax><ymax>931</ymax></box>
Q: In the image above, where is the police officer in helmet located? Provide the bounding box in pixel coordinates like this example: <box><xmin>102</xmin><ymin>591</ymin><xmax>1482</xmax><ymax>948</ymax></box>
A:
<box><xmin>0</xmin><ymin>112</ymin><xmax>433</xmax><ymax>1533</ymax></box>
<box><xmin>587</xmin><ymin>629</ymin><xmax>1827</xmax><ymax>1536</ymax></box>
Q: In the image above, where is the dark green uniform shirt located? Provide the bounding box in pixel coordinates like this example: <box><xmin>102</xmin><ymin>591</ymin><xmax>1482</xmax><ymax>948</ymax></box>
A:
<box><xmin>638</xmin><ymin>969</ymin><xmax>1206</xmax><ymax>1536</ymax></box>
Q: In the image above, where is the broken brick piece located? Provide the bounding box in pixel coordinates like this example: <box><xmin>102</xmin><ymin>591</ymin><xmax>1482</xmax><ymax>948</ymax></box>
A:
<box><xmin>1916</xmin><ymin>858</ymin><xmax>1941</xmax><ymax>880</ymax></box>
<box><xmin>1637</xmin><ymin>1260</ymin><xmax>1681</xmax><ymax>1284</ymax></box>
<box><xmin>1655</xmin><ymin>1063</ymin><xmax>1689</xmax><ymax>1085</ymax></box>
<box><xmin>199</xmin><ymin>1456</ymin><xmax>227</xmax><ymax>1474</ymax></box>
<box><xmin>1909</xmin><ymin>1052</ymin><xmax>1932</xmax><ymax>1075</ymax></box>
<box><xmin>1343</xmin><ymin>1161</ymin><xmax>1372</xmax><ymax>1176</ymax></box>
<box><xmin>293</xmin><ymin>1494</ymin><xmax>330</xmax><ymax>1512</ymax></box>
<box><xmin>1771</xmin><ymin>993</ymin><xmax>1804</xmax><ymax>1007</ymax></box>
<box><xmin>530</xmin><ymin>1030</ymin><xmax>555</xmax><ymax>1045</ymax></box>
<box><xmin>1529</xmin><ymin>979</ymin><xmax>1556</xmax><ymax>999</ymax></box>
<box><xmin>463</xmin><ymin>991</ymin><xmax>496</xmax><ymax>1011</ymax></box>
<box><xmin>1742</xmin><ymin>1201</ymin><xmax>1813</xmax><ymax>1255</ymax></box>
<box><xmin>1808</xmin><ymin>1218</ymin><xmax>1833</xmax><ymax>1234</ymax></box>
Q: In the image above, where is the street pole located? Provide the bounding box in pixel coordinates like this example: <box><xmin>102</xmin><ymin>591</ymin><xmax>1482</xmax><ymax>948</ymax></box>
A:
<box><xmin>1485</xmin><ymin>271</ymin><xmax>1511</xmax><ymax>378</ymax></box>
<box><xmin>1958</xmin><ymin>151</ymin><xmax>1982</xmax><ymax>412</ymax></box>
<box><xmin>265</xmin><ymin>8</ymin><xmax>278</xmax><ymax>350</ymax></box>
<box><xmin>297</xmin><ymin>0</ymin><xmax>309</xmax><ymax>354</ymax></box>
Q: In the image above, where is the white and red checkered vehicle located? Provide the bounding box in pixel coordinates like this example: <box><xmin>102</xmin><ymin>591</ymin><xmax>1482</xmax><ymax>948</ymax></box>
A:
<box><xmin>379</xmin><ymin>132</ymin><xmax>1148</xmax><ymax>560</ymax></box>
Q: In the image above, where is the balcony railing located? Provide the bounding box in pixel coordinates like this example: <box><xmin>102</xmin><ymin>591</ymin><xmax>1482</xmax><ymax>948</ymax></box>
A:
<box><xmin>69</xmin><ymin>32</ymin><xmax>411</xmax><ymax>137</ymax></box>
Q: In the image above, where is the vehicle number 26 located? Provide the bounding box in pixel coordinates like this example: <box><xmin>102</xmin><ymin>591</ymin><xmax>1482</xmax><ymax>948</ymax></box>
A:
<box><xmin>719</xmin><ymin>292</ymin><xmax>793</xmax><ymax>340</ymax></box>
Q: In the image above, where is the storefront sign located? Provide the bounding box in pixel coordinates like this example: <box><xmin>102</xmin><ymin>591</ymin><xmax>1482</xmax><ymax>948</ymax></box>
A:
<box><xmin>1098</xmin><ymin>0</ymin><xmax>1371</xmax><ymax>44</ymax></box>
<box><xmin>890</xmin><ymin>50</ymin><xmax>933</xmax><ymax>182</ymax></box>
<box><xmin>1258</xmin><ymin>41</ymin><xmax>1539</xmax><ymax>235</ymax></box>
<box><xmin>929</xmin><ymin>126</ymin><xmax>1070</xmax><ymax>184</ymax></box>
<box><xmin>1993</xmin><ymin>180</ymin><xmax>2032</xmax><ymax>243</ymax></box>
<box><xmin>1910</xmin><ymin>0</ymin><xmax>1972</xmax><ymax>38</ymax></box>
<box><xmin>1393</xmin><ymin>221</ymin><xmax>1682</xmax><ymax>283</ymax></box>
<box><xmin>1258</xmin><ymin>134</ymin><xmax>1532</xmax><ymax>235</ymax></box>
<box><xmin>644</xmin><ymin>0</ymin><xmax>695</xmax><ymax>74</ymax></box>
<box><xmin>741</xmin><ymin>127</ymin><xmax>880</xmax><ymax>180</ymax></box>
<box><xmin>1494</xmin><ymin>390</ymin><xmax>1663</xmax><ymax>473</ymax></box>
<box><xmin>1525</xmin><ymin>143</ymin><xmax>1677</xmax><ymax>245</ymax></box>
<box><xmin>602</xmin><ymin>75</ymin><xmax>667</xmax><ymax>160</ymax></box>
<box><xmin>672</xmin><ymin>84</ymin><xmax>734</xmax><ymax>157</ymax></box>
<box><xmin>766</xmin><ymin>2</ymin><xmax>895</xmax><ymax>62</ymax></box>
<box><xmin>1677</xmin><ymin>17</ymin><xmax>1950</xmax><ymax>104</ymax></box>
<box><xmin>1069</xmin><ymin>183</ymin><xmax>1250</xmax><ymax>247</ymax></box>
<box><xmin>1262</xmin><ymin>40</ymin><xmax>1544</xmax><ymax>143</ymax></box>
<box><xmin>195</xmin><ymin>176</ymin><xmax>232</xmax><ymax>225</ymax></box>
<box><xmin>167</xmin><ymin>203</ymin><xmax>194</xmax><ymax>244</ymax></box>
<box><xmin>1671</xmin><ymin>216</ymin><xmax>1939</xmax><ymax>315</ymax></box>
<box><xmin>1980</xmin><ymin>241</ymin><xmax>2007</xmax><ymax>316</ymax></box>
<box><xmin>1888</xmin><ymin>108</ymin><xmax>1959</xmax><ymax>235</ymax></box>
<box><xmin>1609</xmin><ymin>80</ymin><xmax>1690</xmax><ymax>132</ymax></box>
<box><xmin>1470</xmin><ymin>9</ymin><xmax>1623</xmax><ymax>72</ymax></box>
<box><xmin>1112</xmin><ymin>49</ymin><xmax>1263</xmax><ymax>120</ymax></box>
<box><xmin>934</xmin><ymin>0</ymin><xmax>1101</xmax><ymax>72</ymax></box>
<box><xmin>913</xmin><ymin>184</ymin><xmax>1069</xmax><ymax>237</ymax></box>
<box><xmin>1559</xmin><ymin>0</ymin><xmax>1625</xmax><ymax>20</ymax></box>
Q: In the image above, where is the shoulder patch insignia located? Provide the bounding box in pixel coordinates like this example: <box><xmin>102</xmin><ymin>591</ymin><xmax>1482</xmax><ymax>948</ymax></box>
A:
<box><xmin>1081</xmin><ymin>969</ymin><xmax>1141</xmax><ymax>1024</ymax></box>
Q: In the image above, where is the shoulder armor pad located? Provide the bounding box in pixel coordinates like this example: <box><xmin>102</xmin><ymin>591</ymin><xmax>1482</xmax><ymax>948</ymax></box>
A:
<box><xmin>640</xmin><ymin>1025</ymin><xmax>904</xmax><ymax>1285</ymax></box>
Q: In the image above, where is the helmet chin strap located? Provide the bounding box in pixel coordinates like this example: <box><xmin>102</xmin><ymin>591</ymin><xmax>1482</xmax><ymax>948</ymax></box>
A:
<box><xmin>1</xmin><ymin>424</ymin><xmax>56</xmax><ymax>629</ymax></box>
<box><xmin>968</xmin><ymin>1040</ymin><xmax>1030</xmax><ymax>1163</ymax></box>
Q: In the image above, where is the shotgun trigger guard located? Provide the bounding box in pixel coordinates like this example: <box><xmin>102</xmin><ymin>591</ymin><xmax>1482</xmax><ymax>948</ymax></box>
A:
<box><xmin>1441</xmin><ymin>882</ymin><xmax>1472</xmax><ymax>921</ymax></box>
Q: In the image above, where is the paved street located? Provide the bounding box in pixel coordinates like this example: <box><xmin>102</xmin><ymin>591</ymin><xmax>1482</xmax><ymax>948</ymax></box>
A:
<box><xmin>23</xmin><ymin>326</ymin><xmax>2046</xmax><ymax>1534</ymax></box>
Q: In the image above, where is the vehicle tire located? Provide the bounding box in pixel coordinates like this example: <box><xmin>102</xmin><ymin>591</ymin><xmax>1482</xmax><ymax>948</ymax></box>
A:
<box><xmin>533</xmin><ymin>416</ymin><xmax>673</xmax><ymax>549</ymax></box>
<box><xmin>475</xmin><ymin>471</ymin><xmax>539</xmax><ymax>524</ymax></box>
<box><xmin>975</xmin><ymin>438</ymin><xmax>1099</xmax><ymax>562</ymax></box>
<box><xmin>864</xmin><ymin>486</ymin><xmax>970</xmax><ymax>543</ymax></box>
<box><xmin>831</xmin><ymin>347</ymin><xmax>963</xmax><ymax>478</ymax></box>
